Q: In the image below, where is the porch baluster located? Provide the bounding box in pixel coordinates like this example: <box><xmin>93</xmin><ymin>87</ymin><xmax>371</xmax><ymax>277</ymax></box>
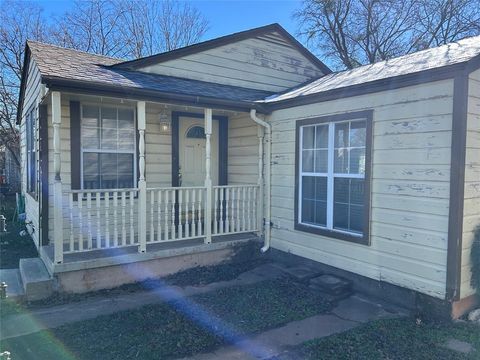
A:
<box><xmin>204</xmin><ymin>108</ymin><xmax>213</xmax><ymax>244</ymax></box>
<box><xmin>87</xmin><ymin>193</ymin><xmax>92</xmax><ymax>249</ymax></box>
<box><xmin>150</xmin><ymin>190</ymin><xmax>155</xmax><ymax>243</ymax></box>
<box><xmin>137</xmin><ymin>101</ymin><xmax>147</xmax><ymax>253</ymax></box>
<box><xmin>52</xmin><ymin>91</ymin><xmax>63</xmax><ymax>263</ymax></box>
<box><xmin>157</xmin><ymin>190</ymin><xmax>162</xmax><ymax>241</ymax></box>
<box><xmin>121</xmin><ymin>192</ymin><xmax>126</xmax><ymax>246</ymax></box>
<box><xmin>113</xmin><ymin>192</ymin><xmax>118</xmax><ymax>247</ymax></box>
<box><xmin>78</xmin><ymin>192</ymin><xmax>84</xmax><ymax>251</ymax></box>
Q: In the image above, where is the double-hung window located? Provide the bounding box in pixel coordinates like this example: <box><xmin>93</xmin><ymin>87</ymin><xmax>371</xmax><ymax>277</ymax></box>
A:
<box><xmin>296</xmin><ymin>111</ymin><xmax>372</xmax><ymax>244</ymax></box>
<box><xmin>81</xmin><ymin>105</ymin><xmax>136</xmax><ymax>190</ymax></box>
<box><xmin>26</xmin><ymin>107</ymin><xmax>37</xmax><ymax>195</ymax></box>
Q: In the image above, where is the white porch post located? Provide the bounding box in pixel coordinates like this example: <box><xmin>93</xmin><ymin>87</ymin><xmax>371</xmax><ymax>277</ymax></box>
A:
<box><xmin>204</xmin><ymin>108</ymin><xmax>213</xmax><ymax>244</ymax></box>
<box><xmin>137</xmin><ymin>101</ymin><xmax>147</xmax><ymax>253</ymax></box>
<box><xmin>52</xmin><ymin>91</ymin><xmax>63</xmax><ymax>264</ymax></box>
<box><xmin>257</xmin><ymin>125</ymin><xmax>265</xmax><ymax>235</ymax></box>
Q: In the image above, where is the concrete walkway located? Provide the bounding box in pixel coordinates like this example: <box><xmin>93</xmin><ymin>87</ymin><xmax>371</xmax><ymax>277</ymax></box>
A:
<box><xmin>0</xmin><ymin>263</ymin><xmax>284</xmax><ymax>340</ymax></box>
<box><xmin>182</xmin><ymin>294</ymin><xmax>407</xmax><ymax>360</ymax></box>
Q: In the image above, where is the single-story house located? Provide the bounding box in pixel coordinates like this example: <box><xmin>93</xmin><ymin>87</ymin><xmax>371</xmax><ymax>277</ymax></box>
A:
<box><xmin>18</xmin><ymin>23</ymin><xmax>479</xmax><ymax>317</ymax></box>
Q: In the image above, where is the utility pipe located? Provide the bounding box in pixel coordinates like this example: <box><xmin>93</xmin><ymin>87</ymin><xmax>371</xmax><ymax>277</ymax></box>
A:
<box><xmin>249</xmin><ymin>109</ymin><xmax>271</xmax><ymax>253</ymax></box>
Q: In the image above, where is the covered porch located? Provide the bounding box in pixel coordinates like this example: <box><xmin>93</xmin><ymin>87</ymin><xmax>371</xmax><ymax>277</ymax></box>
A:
<box><xmin>42</xmin><ymin>91</ymin><xmax>270</xmax><ymax>270</ymax></box>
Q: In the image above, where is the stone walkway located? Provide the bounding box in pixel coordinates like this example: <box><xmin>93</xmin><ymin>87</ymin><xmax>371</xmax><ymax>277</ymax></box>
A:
<box><xmin>1</xmin><ymin>262</ymin><xmax>408</xmax><ymax>360</ymax></box>
<box><xmin>182</xmin><ymin>294</ymin><xmax>406</xmax><ymax>360</ymax></box>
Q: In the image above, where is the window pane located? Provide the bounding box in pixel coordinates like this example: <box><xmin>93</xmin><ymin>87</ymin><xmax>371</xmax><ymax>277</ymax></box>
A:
<box><xmin>118</xmin><ymin>119</ymin><xmax>134</xmax><ymax>130</ymax></box>
<box><xmin>84</xmin><ymin>175</ymin><xmax>100</xmax><ymax>189</ymax></box>
<box><xmin>350</xmin><ymin>148</ymin><xmax>366</xmax><ymax>174</ymax></box>
<box><xmin>101</xmin><ymin>107</ymin><xmax>116</xmax><ymax>120</ymax></box>
<box><xmin>118</xmin><ymin>174</ymin><xmax>134</xmax><ymax>188</ymax></box>
<box><xmin>82</xmin><ymin>127</ymin><xmax>99</xmax><ymax>149</ymax></box>
<box><xmin>333</xmin><ymin>203</ymin><xmax>348</xmax><ymax>230</ymax></box>
<box><xmin>101</xmin><ymin>174</ymin><xmax>117</xmax><ymax>189</ymax></box>
<box><xmin>350</xmin><ymin>179</ymin><xmax>364</xmax><ymax>205</ymax></box>
<box><xmin>102</xmin><ymin>118</ymin><xmax>117</xmax><ymax>129</ymax></box>
<box><xmin>335</xmin><ymin>122</ymin><xmax>349</xmax><ymax>148</ymax></box>
<box><xmin>83</xmin><ymin>153</ymin><xmax>98</xmax><ymax>175</ymax></box>
<box><xmin>350</xmin><ymin>205</ymin><xmax>364</xmax><ymax>233</ymax></box>
<box><xmin>350</xmin><ymin>120</ymin><xmax>366</xmax><ymax>147</ymax></box>
<box><xmin>334</xmin><ymin>148</ymin><xmax>348</xmax><ymax>173</ymax></box>
<box><xmin>100</xmin><ymin>153</ymin><xmax>117</xmax><ymax>174</ymax></box>
<box><xmin>117</xmin><ymin>154</ymin><xmax>134</xmax><ymax>174</ymax></box>
<box><xmin>102</xmin><ymin>128</ymin><xmax>118</xmax><ymax>150</ymax></box>
<box><xmin>301</xmin><ymin>176</ymin><xmax>327</xmax><ymax>227</ymax></box>
<box><xmin>314</xmin><ymin>149</ymin><xmax>328</xmax><ymax>173</ymax></box>
<box><xmin>302</xmin><ymin>150</ymin><xmax>314</xmax><ymax>172</ymax></box>
<box><xmin>118</xmin><ymin>108</ymin><xmax>134</xmax><ymax>121</ymax></box>
<box><xmin>315</xmin><ymin>125</ymin><xmax>328</xmax><ymax>149</ymax></box>
<box><xmin>333</xmin><ymin>178</ymin><xmax>365</xmax><ymax>234</ymax></box>
<box><xmin>83</xmin><ymin>106</ymin><xmax>99</xmax><ymax>124</ymax></box>
<box><xmin>118</xmin><ymin>130</ymin><xmax>135</xmax><ymax>150</ymax></box>
<box><xmin>302</xmin><ymin>126</ymin><xmax>314</xmax><ymax>149</ymax></box>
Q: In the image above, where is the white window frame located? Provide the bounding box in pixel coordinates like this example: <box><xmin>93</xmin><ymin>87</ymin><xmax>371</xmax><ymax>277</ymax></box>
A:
<box><xmin>80</xmin><ymin>103</ymin><xmax>137</xmax><ymax>190</ymax></box>
<box><xmin>298</xmin><ymin>119</ymin><xmax>366</xmax><ymax>237</ymax></box>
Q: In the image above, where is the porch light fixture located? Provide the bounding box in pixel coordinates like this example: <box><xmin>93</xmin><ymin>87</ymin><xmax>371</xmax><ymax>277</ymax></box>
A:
<box><xmin>159</xmin><ymin>111</ymin><xmax>171</xmax><ymax>134</ymax></box>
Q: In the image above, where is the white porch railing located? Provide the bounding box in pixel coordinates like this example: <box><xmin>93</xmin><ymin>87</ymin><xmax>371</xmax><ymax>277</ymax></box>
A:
<box><xmin>61</xmin><ymin>184</ymin><xmax>260</xmax><ymax>256</ymax></box>
<box><xmin>213</xmin><ymin>185</ymin><xmax>259</xmax><ymax>235</ymax></box>
<box><xmin>65</xmin><ymin>189</ymin><xmax>139</xmax><ymax>253</ymax></box>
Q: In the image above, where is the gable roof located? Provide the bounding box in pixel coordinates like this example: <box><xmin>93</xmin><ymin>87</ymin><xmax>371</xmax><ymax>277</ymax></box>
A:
<box><xmin>265</xmin><ymin>34</ymin><xmax>480</xmax><ymax>106</ymax></box>
<box><xmin>17</xmin><ymin>40</ymin><xmax>274</xmax><ymax>123</ymax></box>
<box><xmin>111</xmin><ymin>23</ymin><xmax>332</xmax><ymax>75</ymax></box>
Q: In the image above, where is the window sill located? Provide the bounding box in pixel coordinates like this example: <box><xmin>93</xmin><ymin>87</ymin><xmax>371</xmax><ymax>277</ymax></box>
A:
<box><xmin>294</xmin><ymin>222</ymin><xmax>370</xmax><ymax>245</ymax></box>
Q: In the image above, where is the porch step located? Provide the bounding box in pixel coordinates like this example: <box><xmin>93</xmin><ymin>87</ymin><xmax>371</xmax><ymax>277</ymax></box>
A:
<box><xmin>19</xmin><ymin>258</ymin><xmax>53</xmax><ymax>301</ymax></box>
<box><xmin>0</xmin><ymin>269</ymin><xmax>25</xmax><ymax>299</ymax></box>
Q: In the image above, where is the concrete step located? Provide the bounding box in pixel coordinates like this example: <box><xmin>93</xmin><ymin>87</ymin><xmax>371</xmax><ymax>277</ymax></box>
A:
<box><xmin>19</xmin><ymin>258</ymin><xmax>53</xmax><ymax>301</ymax></box>
<box><xmin>272</xmin><ymin>263</ymin><xmax>323</xmax><ymax>282</ymax></box>
<box><xmin>0</xmin><ymin>269</ymin><xmax>25</xmax><ymax>299</ymax></box>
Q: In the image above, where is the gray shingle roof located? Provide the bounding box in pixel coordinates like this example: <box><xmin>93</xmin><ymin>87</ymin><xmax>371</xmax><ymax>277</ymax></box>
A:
<box><xmin>28</xmin><ymin>41</ymin><xmax>273</xmax><ymax>102</ymax></box>
<box><xmin>264</xmin><ymin>34</ymin><xmax>480</xmax><ymax>103</ymax></box>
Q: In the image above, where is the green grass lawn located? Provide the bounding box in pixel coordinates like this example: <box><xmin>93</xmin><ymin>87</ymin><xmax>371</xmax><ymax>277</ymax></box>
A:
<box><xmin>0</xmin><ymin>194</ymin><xmax>38</xmax><ymax>269</ymax></box>
<box><xmin>296</xmin><ymin>317</ymin><xmax>480</xmax><ymax>360</ymax></box>
<box><xmin>1</xmin><ymin>278</ymin><xmax>333</xmax><ymax>360</ymax></box>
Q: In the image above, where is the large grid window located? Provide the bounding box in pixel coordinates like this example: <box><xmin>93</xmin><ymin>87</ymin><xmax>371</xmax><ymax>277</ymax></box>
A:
<box><xmin>26</xmin><ymin>107</ymin><xmax>37</xmax><ymax>195</ymax></box>
<box><xmin>81</xmin><ymin>105</ymin><xmax>136</xmax><ymax>189</ymax></box>
<box><xmin>298</xmin><ymin>117</ymin><xmax>368</xmax><ymax>238</ymax></box>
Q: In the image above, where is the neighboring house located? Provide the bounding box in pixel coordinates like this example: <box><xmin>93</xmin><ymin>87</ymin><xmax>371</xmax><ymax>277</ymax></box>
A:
<box><xmin>17</xmin><ymin>24</ymin><xmax>480</xmax><ymax>318</ymax></box>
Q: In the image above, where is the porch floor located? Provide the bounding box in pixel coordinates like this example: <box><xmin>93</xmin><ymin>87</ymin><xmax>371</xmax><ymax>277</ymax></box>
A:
<box><xmin>40</xmin><ymin>233</ymin><xmax>261</xmax><ymax>274</ymax></box>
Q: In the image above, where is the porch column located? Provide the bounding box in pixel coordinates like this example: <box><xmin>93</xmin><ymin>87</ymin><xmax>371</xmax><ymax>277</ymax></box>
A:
<box><xmin>204</xmin><ymin>108</ymin><xmax>213</xmax><ymax>244</ymax></box>
<box><xmin>52</xmin><ymin>91</ymin><xmax>63</xmax><ymax>264</ymax></box>
<box><xmin>137</xmin><ymin>101</ymin><xmax>147</xmax><ymax>253</ymax></box>
<box><xmin>257</xmin><ymin>125</ymin><xmax>265</xmax><ymax>235</ymax></box>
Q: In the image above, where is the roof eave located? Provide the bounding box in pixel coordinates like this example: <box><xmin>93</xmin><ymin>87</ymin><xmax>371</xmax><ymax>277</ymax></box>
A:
<box><xmin>42</xmin><ymin>76</ymin><xmax>271</xmax><ymax>114</ymax></box>
<box><xmin>265</xmin><ymin>62</ymin><xmax>468</xmax><ymax>111</ymax></box>
<box><xmin>16</xmin><ymin>43</ymin><xmax>31</xmax><ymax>125</ymax></box>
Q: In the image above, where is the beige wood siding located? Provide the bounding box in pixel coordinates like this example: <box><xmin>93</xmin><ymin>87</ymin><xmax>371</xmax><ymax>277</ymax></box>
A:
<box><xmin>228</xmin><ymin>113</ymin><xmax>259</xmax><ymax>185</ymax></box>
<box><xmin>20</xmin><ymin>58</ymin><xmax>42</xmax><ymax>247</ymax></box>
<box><xmin>460</xmin><ymin>68</ymin><xmax>480</xmax><ymax>298</ymax></box>
<box><xmin>139</xmin><ymin>32</ymin><xmax>324</xmax><ymax>92</ymax></box>
<box><xmin>267</xmin><ymin>79</ymin><xmax>455</xmax><ymax>299</ymax></box>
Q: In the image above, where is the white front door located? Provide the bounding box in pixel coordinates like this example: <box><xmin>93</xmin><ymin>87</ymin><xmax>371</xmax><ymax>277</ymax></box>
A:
<box><xmin>179</xmin><ymin>117</ymin><xmax>219</xmax><ymax>186</ymax></box>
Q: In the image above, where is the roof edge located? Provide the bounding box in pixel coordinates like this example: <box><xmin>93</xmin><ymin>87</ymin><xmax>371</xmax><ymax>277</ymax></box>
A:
<box><xmin>265</xmin><ymin>62</ymin><xmax>467</xmax><ymax>111</ymax></box>
<box><xmin>16</xmin><ymin>42</ymin><xmax>31</xmax><ymax>125</ymax></box>
<box><xmin>112</xmin><ymin>23</ymin><xmax>331</xmax><ymax>74</ymax></box>
<box><xmin>42</xmin><ymin>76</ymin><xmax>271</xmax><ymax>114</ymax></box>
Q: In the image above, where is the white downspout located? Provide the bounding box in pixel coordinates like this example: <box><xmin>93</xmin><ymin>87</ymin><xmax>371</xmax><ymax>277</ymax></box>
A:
<box><xmin>250</xmin><ymin>109</ymin><xmax>271</xmax><ymax>253</ymax></box>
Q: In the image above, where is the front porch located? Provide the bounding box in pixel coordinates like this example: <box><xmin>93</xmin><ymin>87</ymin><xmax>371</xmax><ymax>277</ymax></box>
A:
<box><xmin>41</xmin><ymin>91</ymin><xmax>268</xmax><ymax>273</ymax></box>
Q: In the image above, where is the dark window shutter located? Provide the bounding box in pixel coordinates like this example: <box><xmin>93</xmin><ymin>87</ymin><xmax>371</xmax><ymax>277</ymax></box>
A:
<box><xmin>70</xmin><ymin>101</ymin><xmax>81</xmax><ymax>190</ymax></box>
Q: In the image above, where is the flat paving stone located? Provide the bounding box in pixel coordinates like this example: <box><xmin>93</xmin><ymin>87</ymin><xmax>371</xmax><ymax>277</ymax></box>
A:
<box><xmin>332</xmin><ymin>294</ymin><xmax>405</xmax><ymax>323</ymax></box>
<box><xmin>443</xmin><ymin>339</ymin><xmax>475</xmax><ymax>354</ymax></box>
<box><xmin>309</xmin><ymin>274</ymin><xmax>351</xmax><ymax>296</ymax></box>
<box><xmin>183</xmin><ymin>314</ymin><xmax>358</xmax><ymax>360</ymax></box>
<box><xmin>275</xmin><ymin>265</ymin><xmax>322</xmax><ymax>282</ymax></box>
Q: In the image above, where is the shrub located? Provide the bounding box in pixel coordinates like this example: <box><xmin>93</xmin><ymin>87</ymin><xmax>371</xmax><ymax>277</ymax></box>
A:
<box><xmin>471</xmin><ymin>225</ymin><xmax>480</xmax><ymax>292</ymax></box>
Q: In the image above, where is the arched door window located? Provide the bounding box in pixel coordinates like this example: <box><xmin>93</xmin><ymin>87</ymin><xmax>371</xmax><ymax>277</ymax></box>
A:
<box><xmin>185</xmin><ymin>125</ymin><xmax>206</xmax><ymax>139</ymax></box>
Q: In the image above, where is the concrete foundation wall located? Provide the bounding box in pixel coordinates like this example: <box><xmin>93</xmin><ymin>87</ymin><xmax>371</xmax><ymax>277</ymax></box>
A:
<box><xmin>55</xmin><ymin>247</ymin><xmax>235</xmax><ymax>293</ymax></box>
